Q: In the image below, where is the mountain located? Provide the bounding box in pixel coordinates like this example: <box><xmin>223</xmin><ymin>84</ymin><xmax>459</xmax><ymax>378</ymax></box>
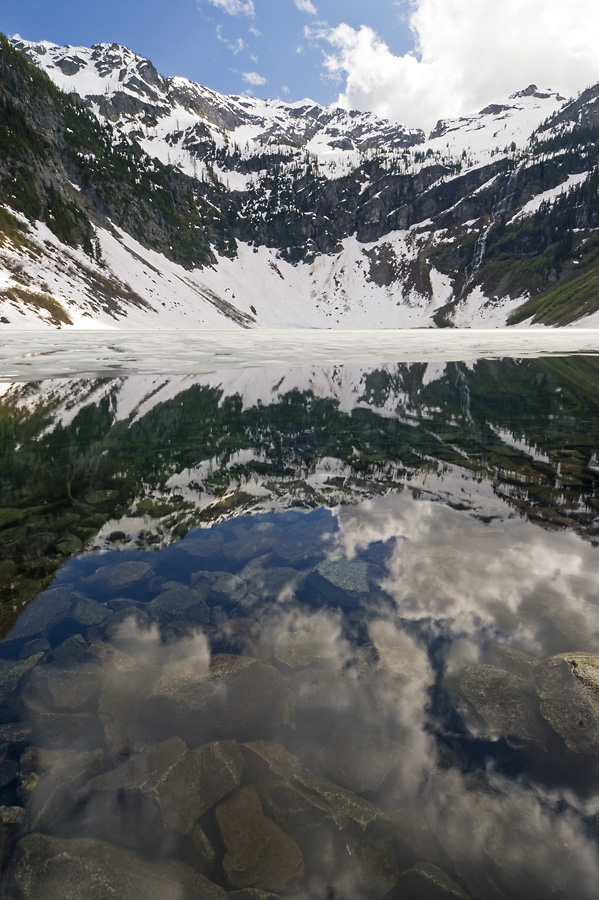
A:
<box><xmin>2</xmin><ymin>35</ymin><xmax>599</xmax><ymax>329</ymax></box>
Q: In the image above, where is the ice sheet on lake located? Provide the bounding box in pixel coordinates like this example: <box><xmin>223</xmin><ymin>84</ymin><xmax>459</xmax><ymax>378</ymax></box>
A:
<box><xmin>1</xmin><ymin>328</ymin><xmax>599</xmax><ymax>382</ymax></box>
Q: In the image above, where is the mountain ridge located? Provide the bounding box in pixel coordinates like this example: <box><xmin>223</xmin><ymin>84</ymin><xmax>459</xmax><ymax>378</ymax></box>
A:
<box><xmin>1</xmin><ymin>35</ymin><xmax>599</xmax><ymax>329</ymax></box>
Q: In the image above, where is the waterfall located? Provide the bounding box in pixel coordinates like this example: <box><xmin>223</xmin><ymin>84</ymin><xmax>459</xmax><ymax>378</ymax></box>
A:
<box><xmin>462</xmin><ymin>165</ymin><xmax>521</xmax><ymax>294</ymax></box>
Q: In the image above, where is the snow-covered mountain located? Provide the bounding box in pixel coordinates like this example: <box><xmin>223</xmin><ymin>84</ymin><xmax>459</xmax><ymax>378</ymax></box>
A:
<box><xmin>1</xmin><ymin>35</ymin><xmax>599</xmax><ymax>329</ymax></box>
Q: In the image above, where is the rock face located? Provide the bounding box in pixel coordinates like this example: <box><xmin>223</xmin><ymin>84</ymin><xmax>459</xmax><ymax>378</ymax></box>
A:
<box><xmin>216</xmin><ymin>787</ymin><xmax>304</xmax><ymax>892</ymax></box>
<box><xmin>1</xmin><ymin>833</ymin><xmax>226</xmax><ymax>900</ymax></box>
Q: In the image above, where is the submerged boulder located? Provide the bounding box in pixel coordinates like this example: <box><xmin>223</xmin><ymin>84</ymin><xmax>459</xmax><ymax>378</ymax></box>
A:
<box><xmin>397</xmin><ymin>862</ymin><xmax>472</xmax><ymax>899</ymax></box>
<box><xmin>83</xmin><ymin>560</ymin><xmax>153</xmax><ymax>597</ymax></box>
<box><xmin>216</xmin><ymin>787</ymin><xmax>304</xmax><ymax>892</ymax></box>
<box><xmin>1</xmin><ymin>833</ymin><xmax>226</xmax><ymax>900</ymax></box>
<box><xmin>535</xmin><ymin>653</ymin><xmax>599</xmax><ymax>755</ymax></box>
<box><xmin>0</xmin><ymin>806</ymin><xmax>24</xmax><ymax>876</ymax></box>
<box><xmin>320</xmin><ymin>717</ymin><xmax>402</xmax><ymax>794</ymax></box>
<box><xmin>242</xmin><ymin>741</ymin><xmax>399</xmax><ymax>900</ymax></box>
<box><xmin>142</xmin><ymin>654</ymin><xmax>286</xmax><ymax>743</ymax></box>
<box><xmin>77</xmin><ymin>736</ymin><xmax>244</xmax><ymax>855</ymax></box>
<box><xmin>459</xmin><ymin>664</ymin><xmax>549</xmax><ymax>748</ymax></box>
<box><xmin>0</xmin><ymin>655</ymin><xmax>43</xmax><ymax>708</ymax></box>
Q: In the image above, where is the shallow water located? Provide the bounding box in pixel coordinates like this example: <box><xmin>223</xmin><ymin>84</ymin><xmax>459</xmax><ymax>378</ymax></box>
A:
<box><xmin>1</xmin><ymin>350</ymin><xmax>599</xmax><ymax>899</ymax></box>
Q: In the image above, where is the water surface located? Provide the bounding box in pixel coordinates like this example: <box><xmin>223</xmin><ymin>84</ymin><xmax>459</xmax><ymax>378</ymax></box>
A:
<box><xmin>1</xmin><ymin>349</ymin><xmax>599</xmax><ymax>899</ymax></box>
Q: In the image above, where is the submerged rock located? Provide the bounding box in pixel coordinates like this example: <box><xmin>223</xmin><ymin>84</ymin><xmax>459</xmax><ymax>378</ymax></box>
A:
<box><xmin>142</xmin><ymin>654</ymin><xmax>286</xmax><ymax>743</ymax></box>
<box><xmin>20</xmin><ymin>748</ymin><xmax>104</xmax><ymax>833</ymax></box>
<box><xmin>216</xmin><ymin>787</ymin><xmax>304</xmax><ymax>892</ymax></box>
<box><xmin>315</xmin><ymin>558</ymin><xmax>370</xmax><ymax>593</ymax></box>
<box><xmin>535</xmin><ymin>653</ymin><xmax>599</xmax><ymax>755</ymax></box>
<box><xmin>0</xmin><ymin>654</ymin><xmax>43</xmax><ymax>708</ymax></box>
<box><xmin>242</xmin><ymin>741</ymin><xmax>399</xmax><ymax>900</ymax></box>
<box><xmin>459</xmin><ymin>664</ymin><xmax>549</xmax><ymax>748</ymax></box>
<box><xmin>429</xmin><ymin>771</ymin><xmax>582</xmax><ymax>900</ymax></box>
<box><xmin>83</xmin><ymin>560</ymin><xmax>153</xmax><ymax>597</ymax></box>
<box><xmin>388</xmin><ymin>806</ymin><xmax>441</xmax><ymax>870</ymax></box>
<box><xmin>148</xmin><ymin>585</ymin><xmax>211</xmax><ymax>626</ymax></box>
<box><xmin>320</xmin><ymin>717</ymin><xmax>402</xmax><ymax>794</ymax></box>
<box><xmin>69</xmin><ymin>597</ymin><xmax>110</xmax><ymax>627</ymax></box>
<box><xmin>0</xmin><ymin>806</ymin><xmax>23</xmax><ymax>876</ymax></box>
<box><xmin>78</xmin><ymin>737</ymin><xmax>244</xmax><ymax>854</ymax></box>
<box><xmin>307</xmin><ymin>558</ymin><xmax>370</xmax><ymax>607</ymax></box>
<box><xmin>214</xmin><ymin>618</ymin><xmax>265</xmax><ymax>658</ymax></box>
<box><xmin>8</xmin><ymin>592</ymin><xmax>72</xmax><ymax>640</ymax></box>
<box><xmin>210</xmin><ymin>574</ymin><xmax>248</xmax><ymax>607</ymax></box>
<box><xmin>23</xmin><ymin>664</ymin><xmax>100</xmax><ymax>713</ymax></box>
<box><xmin>486</xmin><ymin>645</ymin><xmax>539</xmax><ymax>681</ymax></box>
<box><xmin>397</xmin><ymin>862</ymin><xmax>472</xmax><ymax>899</ymax></box>
<box><xmin>2</xmin><ymin>833</ymin><xmax>226</xmax><ymax>900</ymax></box>
<box><xmin>274</xmin><ymin>628</ymin><xmax>340</xmax><ymax>670</ymax></box>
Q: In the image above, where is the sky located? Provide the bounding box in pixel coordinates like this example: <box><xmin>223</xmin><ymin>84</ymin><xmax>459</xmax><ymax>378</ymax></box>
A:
<box><xmin>4</xmin><ymin>0</ymin><xmax>599</xmax><ymax>130</ymax></box>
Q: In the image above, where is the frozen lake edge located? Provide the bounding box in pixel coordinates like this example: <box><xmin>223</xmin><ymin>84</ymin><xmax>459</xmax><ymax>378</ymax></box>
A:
<box><xmin>2</xmin><ymin>328</ymin><xmax>599</xmax><ymax>382</ymax></box>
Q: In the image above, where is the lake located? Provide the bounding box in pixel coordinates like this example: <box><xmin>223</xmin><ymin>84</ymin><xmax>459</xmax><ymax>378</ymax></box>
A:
<box><xmin>1</xmin><ymin>330</ymin><xmax>599</xmax><ymax>900</ymax></box>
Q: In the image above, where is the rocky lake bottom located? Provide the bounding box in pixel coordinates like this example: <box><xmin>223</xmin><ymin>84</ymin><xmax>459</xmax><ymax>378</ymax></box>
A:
<box><xmin>1</xmin><ymin>341</ymin><xmax>599</xmax><ymax>899</ymax></box>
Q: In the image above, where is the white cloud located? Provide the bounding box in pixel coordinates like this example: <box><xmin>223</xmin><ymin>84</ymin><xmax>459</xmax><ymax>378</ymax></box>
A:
<box><xmin>294</xmin><ymin>0</ymin><xmax>318</xmax><ymax>14</ymax></box>
<box><xmin>216</xmin><ymin>24</ymin><xmax>245</xmax><ymax>54</ymax></box>
<box><xmin>321</xmin><ymin>0</ymin><xmax>599</xmax><ymax>130</ymax></box>
<box><xmin>249</xmin><ymin>25</ymin><xmax>262</xmax><ymax>36</ymax></box>
<box><xmin>243</xmin><ymin>71</ymin><xmax>267</xmax><ymax>85</ymax></box>
<box><xmin>207</xmin><ymin>0</ymin><xmax>255</xmax><ymax>16</ymax></box>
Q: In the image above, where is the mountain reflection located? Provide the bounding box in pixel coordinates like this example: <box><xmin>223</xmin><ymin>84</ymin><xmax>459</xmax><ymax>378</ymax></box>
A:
<box><xmin>2</xmin><ymin>356</ymin><xmax>599</xmax><ymax>633</ymax></box>
<box><xmin>1</xmin><ymin>357</ymin><xmax>599</xmax><ymax>897</ymax></box>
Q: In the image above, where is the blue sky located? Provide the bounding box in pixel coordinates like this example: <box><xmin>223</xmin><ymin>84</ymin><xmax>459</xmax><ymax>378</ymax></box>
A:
<box><xmin>4</xmin><ymin>0</ymin><xmax>599</xmax><ymax>128</ymax></box>
<box><xmin>4</xmin><ymin>0</ymin><xmax>412</xmax><ymax>105</ymax></box>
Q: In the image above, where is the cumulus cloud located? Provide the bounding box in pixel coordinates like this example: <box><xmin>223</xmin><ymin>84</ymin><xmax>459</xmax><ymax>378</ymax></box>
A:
<box><xmin>321</xmin><ymin>0</ymin><xmax>599</xmax><ymax>129</ymax></box>
<box><xmin>294</xmin><ymin>0</ymin><xmax>318</xmax><ymax>14</ymax></box>
<box><xmin>207</xmin><ymin>0</ymin><xmax>255</xmax><ymax>16</ymax></box>
<box><xmin>242</xmin><ymin>71</ymin><xmax>267</xmax><ymax>85</ymax></box>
